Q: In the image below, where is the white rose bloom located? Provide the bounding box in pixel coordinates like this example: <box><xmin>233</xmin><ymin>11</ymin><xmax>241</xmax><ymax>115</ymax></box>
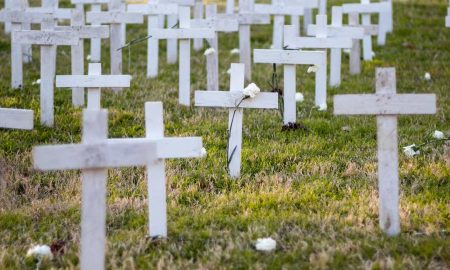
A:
<box><xmin>200</xmin><ymin>147</ymin><xmax>207</xmax><ymax>158</ymax></box>
<box><xmin>403</xmin><ymin>144</ymin><xmax>420</xmax><ymax>158</ymax></box>
<box><xmin>307</xmin><ymin>65</ymin><xmax>318</xmax><ymax>73</ymax></box>
<box><xmin>230</xmin><ymin>48</ymin><xmax>240</xmax><ymax>55</ymax></box>
<box><xmin>318</xmin><ymin>103</ymin><xmax>327</xmax><ymax>111</ymax></box>
<box><xmin>295</xmin><ymin>92</ymin><xmax>304</xmax><ymax>102</ymax></box>
<box><xmin>26</xmin><ymin>245</ymin><xmax>53</xmax><ymax>259</ymax></box>
<box><xmin>204</xmin><ymin>48</ymin><xmax>216</xmax><ymax>56</ymax></box>
<box><xmin>424</xmin><ymin>72</ymin><xmax>431</xmax><ymax>81</ymax></box>
<box><xmin>32</xmin><ymin>79</ymin><xmax>41</xmax><ymax>85</ymax></box>
<box><xmin>255</xmin><ymin>237</ymin><xmax>276</xmax><ymax>252</ymax></box>
<box><xmin>243</xmin><ymin>83</ymin><xmax>260</xmax><ymax>98</ymax></box>
<box><xmin>433</xmin><ymin>130</ymin><xmax>444</xmax><ymax>139</ymax></box>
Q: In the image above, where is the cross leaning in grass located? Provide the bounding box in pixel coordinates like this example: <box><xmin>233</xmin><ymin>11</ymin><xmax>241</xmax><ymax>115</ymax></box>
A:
<box><xmin>195</xmin><ymin>63</ymin><xmax>279</xmax><ymax>178</ymax></box>
<box><xmin>307</xmin><ymin>7</ymin><xmax>365</xmax><ymax>87</ymax></box>
<box><xmin>253</xmin><ymin>49</ymin><xmax>326</xmax><ymax>125</ymax></box>
<box><xmin>149</xmin><ymin>6</ymin><xmax>215</xmax><ymax>106</ymax></box>
<box><xmin>284</xmin><ymin>15</ymin><xmax>352</xmax><ymax>107</ymax></box>
<box><xmin>334</xmin><ymin>68</ymin><xmax>437</xmax><ymax>236</ymax></box>
<box><xmin>56</xmin><ymin>63</ymin><xmax>131</xmax><ymax>110</ymax></box>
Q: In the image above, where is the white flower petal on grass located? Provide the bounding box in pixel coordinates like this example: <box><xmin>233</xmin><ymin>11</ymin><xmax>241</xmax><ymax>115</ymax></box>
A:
<box><xmin>255</xmin><ymin>237</ymin><xmax>276</xmax><ymax>252</ymax></box>
<box><xmin>227</xmin><ymin>68</ymin><xmax>231</xmax><ymax>75</ymax></box>
<box><xmin>307</xmin><ymin>65</ymin><xmax>318</xmax><ymax>73</ymax></box>
<box><xmin>317</xmin><ymin>103</ymin><xmax>327</xmax><ymax>111</ymax></box>
<box><xmin>86</xmin><ymin>54</ymin><xmax>91</xmax><ymax>61</ymax></box>
<box><xmin>200</xmin><ymin>147</ymin><xmax>207</xmax><ymax>158</ymax></box>
<box><xmin>230</xmin><ymin>48</ymin><xmax>240</xmax><ymax>55</ymax></box>
<box><xmin>295</xmin><ymin>92</ymin><xmax>304</xmax><ymax>102</ymax></box>
<box><xmin>204</xmin><ymin>48</ymin><xmax>215</xmax><ymax>56</ymax></box>
<box><xmin>403</xmin><ymin>144</ymin><xmax>420</xmax><ymax>158</ymax></box>
<box><xmin>243</xmin><ymin>83</ymin><xmax>260</xmax><ymax>98</ymax></box>
<box><xmin>26</xmin><ymin>245</ymin><xmax>53</xmax><ymax>259</ymax></box>
<box><xmin>433</xmin><ymin>130</ymin><xmax>444</xmax><ymax>139</ymax></box>
<box><xmin>32</xmin><ymin>79</ymin><xmax>41</xmax><ymax>85</ymax></box>
<box><xmin>424</xmin><ymin>72</ymin><xmax>431</xmax><ymax>81</ymax></box>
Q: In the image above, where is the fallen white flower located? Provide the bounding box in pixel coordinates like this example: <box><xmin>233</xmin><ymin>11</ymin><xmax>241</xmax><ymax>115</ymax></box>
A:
<box><xmin>307</xmin><ymin>65</ymin><xmax>318</xmax><ymax>73</ymax></box>
<box><xmin>343</xmin><ymin>48</ymin><xmax>351</xmax><ymax>54</ymax></box>
<box><xmin>204</xmin><ymin>48</ymin><xmax>215</xmax><ymax>56</ymax></box>
<box><xmin>230</xmin><ymin>48</ymin><xmax>240</xmax><ymax>55</ymax></box>
<box><xmin>243</xmin><ymin>83</ymin><xmax>260</xmax><ymax>98</ymax></box>
<box><xmin>433</xmin><ymin>130</ymin><xmax>444</xmax><ymax>139</ymax></box>
<box><xmin>227</xmin><ymin>68</ymin><xmax>231</xmax><ymax>75</ymax></box>
<box><xmin>200</xmin><ymin>147</ymin><xmax>207</xmax><ymax>158</ymax></box>
<box><xmin>403</xmin><ymin>144</ymin><xmax>420</xmax><ymax>158</ymax></box>
<box><xmin>255</xmin><ymin>237</ymin><xmax>276</xmax><ymax>252</ymax></box>
<box><xmin>269</xmin><ymin>44</ymin><xmax>275</xmax><ymax>49</ymax></box>
<box><xmin>424</xmin><ymin>72</ymin><xmax>431</xmax><ymax>81</ymax></box>
<box><xmin>32</xmin><ymin>79</ymin><xmax>41</xmax><ymax>85</ymax></box>
<box><xmin>318</xmin><ymin>103</ymin><xmax>327</xmax><ymax>111</ymax></box>
<box><xmin>26</xmin><ymin>245</ymin><xmax>53</xmax><ymax>259</ymax></box>
<box><xmin>86</xmin><ymin>54</ymin><xmax>91</xmax><ymax>61</ymax></box>
<box><xmin>371</xmin><ymin>51</ymin><xmax>376</xmax><ymax>57</ymax></box>
<box><xmin>295</xmin><ymin>92</ymin><xmax>304</xmax><ymax>102</ymax></box>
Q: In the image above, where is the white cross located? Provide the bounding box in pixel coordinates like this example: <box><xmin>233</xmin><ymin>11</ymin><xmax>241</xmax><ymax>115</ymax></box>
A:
<box><xmin>342</xmin><ymin>1</ymin><xmax>391</xmax><ymax>59</ymax></box>
<box><xmin>287</xmin><ymin>0</ymin><xmax>319</xmax><ymax>35</ymax></box>
<box><xmin>56</xmin><ymin>63</ymin><xmax>131</xmax><ymax>110</ymax></box>
<box><xmin>55</xmin><ymin>10</ymin><xmax>110</xmax><ymax>107</ymax></box>
<box><xmin>254</xmin><ymin>49</ymin><xmax>326</xmax><ymax>125</ymax></box>
<box><xmin>195</xmin><ymin>63</ymin><xmax>278</xmax><ymax>178</ymax></box>
<box><xmin>149</xmin><ymin>6</ymin><xmax>215</xmax><ymax>106</ymax></box>
<box><xmin>334</xmin><ymin>68</ymin><xmax>436</xmax><ymax>236</ymax></box>
<box><xmin>192</xmin><ymin>4</ymin><xmax>239</xmax><ymax>91</ymax></box>
<box><xmin>284</xmin><ymin>15</ymin><xmax>352</xmax><ymax>106</ymax></box>
<box><xmin>12</xmin><ymin>18</ymin><xmax>80</xmax><ymax>127</ymax></box>
<box><xmin>446</xmin><ymin>6</ymin><xmax>450</xmax><ymax>27</ymax></box>
<box><xmin>307</xmin><ymin>7</ymin><xmax>365</xmax><ymax>87</ymax></box>
<box><xmin>127</xmin><ymin>2</ymin><xmax>179</xmax><ymax>78</ymax></box>
<box><xmin>193</xmin><ymin>0</ymin><xmax>204</xmax><ymax>51</ymax></box>
<box><xmin>33</xmin><ymin>109</ymin><xmax>158</xmax><ymax>270</ymax></box>
<box><xmin>86</xmin><ymin>0</ymin><xmax>144</xmax><ymax>84</ymax></box>
<box><xmin>253</xmin><ymin>0</ymin><xmax>304</xmax><ymax>50</ymax></box>
<box><xmin>0</xmin><ymin>108</ymin><xmax>33</xmax><ymax>130</ymax></box>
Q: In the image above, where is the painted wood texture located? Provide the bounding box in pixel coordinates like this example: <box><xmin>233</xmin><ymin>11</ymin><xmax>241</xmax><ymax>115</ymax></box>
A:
<box><xmin>0</xmin><ymin>108</ymin><xmax>34</xmax><ymax>130</ymax></box>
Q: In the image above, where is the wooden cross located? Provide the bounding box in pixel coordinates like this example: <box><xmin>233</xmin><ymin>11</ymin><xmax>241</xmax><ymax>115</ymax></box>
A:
<box><xmin>55</xmin><ymin>10</ymin><xmax>110</xmax><ymax>107</ymax></box>
<box><xmin>127</xmin><ymin>1</ymin><xmax>179</xmax><ymax>78</ymax></box>
<box><xmin>12</xmin><ymin>18</ymin><xmax>80</xmax><ymax>127</ymax></box>
<box><xmin>108</xmin><ymin>102</ymin><xmax>204</xmax><ymax>237</ymax></box>
<box><xmin>33</xmin><ymin>109</ymin><xmax>158</xmax><ymax>270</ymax></box>
<box><xmin>193</xmin><ymin>0</ymin><xmax>204</xmax><ymax>51</ymax></box>
<box><xmin>334</xmin><ymin>68</ymin><xmax>436</xmax><ymax>236</ymax></box>
<box><xmin>284</xmin><ymin>15</ymin><xmax>352</xmax><ymax>106</ymax></box>
<box><xmin>56</xmin><ymin>63</ymin><xmax>131</xmax><ymax>109</ymax></box>
<box><xmin>149</xmin><ymin>6</ymin><xmax>215</xmax><ymax>106</ymax></box>
<box><xmin>195</xmin><ymin>63</ymin><xmax>278</xmax><ymax>178</ymax></box>
<box><xmin>253</xmin><ymin>0</ymin><xmax>304</xmax><ymax>50</ymax></box>
<box><xmin>0</xmin><ymin>108</ymin><xmax>33</xmax><ymax>130</ymax></box>
<box><xmin>307</xmin><ymin>7</ymin><xmax>365</xmax><ymax>87</ymax></box>
<box><xmin>191</xmin><ymin>4</ymin><xmax>239</xmax><ymax>91</ymax></box>
<box><xmin>86</xmin><ymin>0</ymin><xmax>144</xmax><ymax>83</ymax></box>
<box><xmin>288</xmin><ymin>0</ymin><xmax>319</xmax><ymax>35</ymax></box>
<box><xmin>254</xmin><ymin>49</ymin><xmax>326</xmax><ymax>125</ymax></box>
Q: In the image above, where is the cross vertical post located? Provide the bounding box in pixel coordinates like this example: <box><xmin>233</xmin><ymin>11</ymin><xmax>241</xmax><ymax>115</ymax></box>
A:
<box><xmin>179</xmin><ymin>7</ymin><xmax>191</xmax><ymax>105</ymax></box>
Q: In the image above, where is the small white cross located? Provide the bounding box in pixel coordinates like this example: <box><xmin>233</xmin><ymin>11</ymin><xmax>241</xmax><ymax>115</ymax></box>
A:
<box><xmin>334</xmin><ymin>68</ymin><xmax>437</xmax><ymax>236</ymax></box>
<box><xmin>195</xmin><ymin>63</ymin><xmax>278</xmax><ymax>178</ymax></box>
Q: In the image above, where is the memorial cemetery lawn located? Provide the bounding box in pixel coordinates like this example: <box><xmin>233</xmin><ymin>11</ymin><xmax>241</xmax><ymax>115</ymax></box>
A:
<box><xmin>1</xmin><ymin>0</ymin><xmax>449</xmax><ymax>268</ymax></box>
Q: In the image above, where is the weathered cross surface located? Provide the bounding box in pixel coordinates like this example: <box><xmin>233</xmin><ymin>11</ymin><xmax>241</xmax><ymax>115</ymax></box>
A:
<box><xmin>195</xmin><ymin>63</ymin><xmax>278</xmax><ymax>178</ymax></box>
<box><xmin>56</xmin><ymin>63</ymin><xmax>131</xmax><ymax>110</ymax></box>
<box><xmin>87</xmin><ymin>0</ymin><xmax>144</xmax><ymax>82</ymax></box>
<box><xmin>334</xmin><ymin>68</ymin><xmax>437</xmax><ymax>236</ymax></box>
<box><xmin>55</xmin><ymin>10</ymin><xmax>110</xmax><ymax>107</ymax></box>
<box><xmin>33</xmin><ymin>109</ymin><xmax>158</xmax><ymax>270</ymax></box>
<box><xmin>127</xmin><ymin>1</ymin><xmax>179</xmax><ymax>78</ymax></box>
<box><xmin>109</xmin><ymin>102</ymin><xmax>204</xmax><ymax>237</ymax></box>
<box><xmin>149</xmin><ymin>6</ymin><xmax>215</xmax><ymax>106</ymax></box>
<box><xmin>307</xmin><ymin>7</ymin><xmax>365</xmax><ymax>87</ymax></box>
<box><xmin>284</xmin><ymin>15</ymin><xmax>352</xmax><ymax>106</ymax></box>
<box><xmin>12</xmin><ymin>18</ymin><xmax>80</xmax><ymax>127</ymax></box>
<box><xmin>253</xmin><ymin>0</ymin><xmax>304</xmax><ymax>50</ymax></box>
<box><xmin>254</xmin><ymin>49</ymin><xmax>326</xmax><ymax>125</ymax></box>
<box><xmin>0</xmin><ymin>108</ymin><xmax>33</xmax><ymax>130</ymax></box>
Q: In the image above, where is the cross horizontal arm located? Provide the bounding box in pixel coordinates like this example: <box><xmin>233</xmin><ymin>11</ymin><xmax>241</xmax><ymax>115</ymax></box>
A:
<box><xmin>56</xmin><ymin>75</ymin><xmax>131</xmax><ymax>88</ymax></box>
<box><xmin>254</xmin><ymin>4</ymin><xmax>304</xmax><ymax>16</ymax></box>
<box><xmin>285</xmin><ymin>37</ymin><xmax>353</xmax><ymax>49</ymax></box>
<box><xmin>342</xmin><ymin>3</ymin><xmax>390</xmax><ymax>14</ymax></box>
<box><xmin>217</xmin><ymin>14</ymin><xmax>270</xmax><ymax>25</ymax></box>
<box><xmin>307</xmin><ymin>25</ymin><xmax>364</xmax><ymax>39</ymax></box>
<box><xmin>149</xmin><ymin>28</ymin><xmax>215</xmax><ymax>39</ymax></box>
<box><xmin>86</xmin><ymin>11</ymin><xmax>144</xmax><ymax>24</ymax></box>
<box><xmin>0</xmin><ymin>10</ymin><xmax>53</xmax><ymax>24</ymax></box>
<box><xmin>71</xmin><ymin>0</ymin><xmax>109</xmax><ymax>3</ymax></box>
<box><xmin>195</xmin><ymin>91</ymin><xmax>279</xmax><ymax>109</ymax></box>
<box><xmin>55</xmin><ymin>25</ymin><xmax>109</xmax><ymax>39</ymax></box>
<box><xmin>165</xmin><ymin>0</ymin><xmax>195</xmax><ymax>6</ymax></box>
<box><xmin>127</xmin><ymin>4</ymin><xmax>178</xmax><ymax>15</ymax></box>
<box><xmin>334</xmin><ymin>94</ymin><xmax>437</xmax><ymax>115</ymax></box>
<box><xmin>191</xmin><ymin>18</ymin><xmax>239</xmax><ymax>32</ymax></box>
<box><xmin>288</xmin><ymin>0</ymin><xmax>319</xmax><ymax>8</ymax></box>
<box><xmin>27</xmin><ymin>7</ymin><xmax>72</xmax><ymax>20</ymax></box>
<box><xmin>254</xmin><ymin>49</ymin><xmax>326</xmax><ymax>65</ymax></box>
<box><xmin>12</xmin><ymin>30</ymin><xmax>79</xmax><ymax>45</ymax></box>
<box><xmin>33</xmin><ymin>141</ymin><xmax>157</xmax><ymax>171</ymax></box>
<box><xmin>0</xmin><ymin>108</ymin><xmax>33</xmax><ymax>130</ymax></box>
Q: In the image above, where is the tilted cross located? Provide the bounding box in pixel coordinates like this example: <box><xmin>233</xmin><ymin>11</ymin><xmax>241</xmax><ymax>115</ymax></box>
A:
<box><xmin>253</xmin><ymin>0</ymin><xmax>304</xmax><ymax>50</ymax></box>
<box><xmin>334</xmin><ymin>68</ymin><xmax>437</xmax><ymax>236</ymax></box>
<box><xmin>307</xmin><ymin>7</ymin><xmax>365</xmax><ymax>87</ymax></box>
<box><xmin>195</xmin><ymin>63</ymin><xmax>279</xmax><ymax>178</ymax></box>
<box><xmin>149</xmin><ymin>6</ymin><xmax>215</xmax><ymax>106</ymax></box>
<box><xmin>0</xmin><ymin>108</ymin><xmax>33</xmax><ymax>130</ymax></box>
<box><xmin>56</xmin><ymin>63</ymin><xmax>131</xmax><ymax>110</ymax></box>
<box><xmin>253</xmin><ymin>49</ymin><xmax>327</xmax><ymax>125</ymax></box>
<box><xmin>284</xmin><ymin>15</ymin><xmax>353</xmax><ymax>106</ymax></box>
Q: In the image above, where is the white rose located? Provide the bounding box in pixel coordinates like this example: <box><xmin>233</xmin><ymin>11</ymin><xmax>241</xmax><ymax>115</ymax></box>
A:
<box><xmin>432</xmin><ymin>130</ymin><xmax>444</xmax><ymax>139</ymax></box>
<box><xmin>295</xmin><ymin>92</ymin><xmax>304</xmax><ymax>102</ymax></box>
<box><xmin>204</xmin><ymin>48</ymin><xmax>215</xmax><ymax>56</ymax></box>
<box><xmin>32</xmin><ymin>79</ymin><xmax>41</xmax><ymax>85</ymax></box>
<box><xmin>403</xmin><ymin>144</ymin><xmax>420</xmax><ymax>158</ymax></box>
<box><xmin>243</xmin><ymin>83</ymin><xmax>260</xmax><ymax>98</ymax></box>
<box><xmin>318</xmin><ymin>103</ymin><xmax>327</xmax><ymax>111</ymax></box>
<box><xmin>424</xmin><ymin>72</ymin><xmax>431</xmax><ymax>81</ymax></box>
<box><xmin>307</xmin><ymin>65</ymin><xmax>318</xmax><ymax>73</ymax></box>
<box><xmin>26</xmin><ymin>245</ymin><xmax>53</xmax><ymax>259</ymax></box>
<box><xmin>200</xmin><ymin>147</ymin><xmax>207</xmax><ymax>158</ymax></box>
<box><xmin>255</xmin><ymin>237</ymin><xmax>276</xmax><ymax>252</ymax></box>
<box><xmin>230</xmin><ymin>48</ymin><xmax>240</xmax><ymax>55</ymax></box>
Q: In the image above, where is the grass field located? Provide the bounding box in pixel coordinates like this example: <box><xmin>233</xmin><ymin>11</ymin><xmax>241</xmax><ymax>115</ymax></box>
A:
<box><xmin>0</xmin><ymin>0</ymin><xmax>449</xmax><ymax>269</ymax></box>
